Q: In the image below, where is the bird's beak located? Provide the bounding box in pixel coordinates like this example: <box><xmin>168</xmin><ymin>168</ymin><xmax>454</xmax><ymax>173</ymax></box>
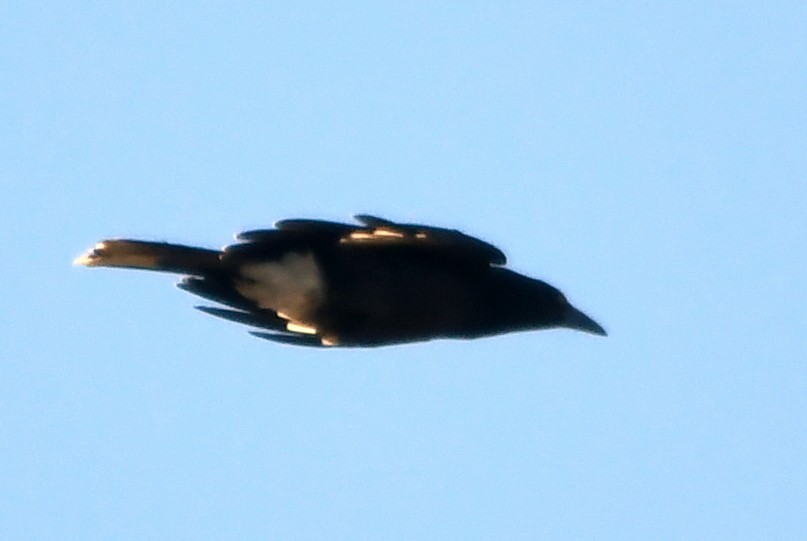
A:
<box><xmin>564</xmin><ymin>304</ymin><xmax>607</xmax><ymax>336</ymax></box>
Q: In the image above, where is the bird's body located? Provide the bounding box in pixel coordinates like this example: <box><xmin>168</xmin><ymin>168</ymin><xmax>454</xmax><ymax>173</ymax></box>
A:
<box><xmin>75</xmin><ymin>215</ymin><xmax>606</xmax><ymax>347</ymax></box>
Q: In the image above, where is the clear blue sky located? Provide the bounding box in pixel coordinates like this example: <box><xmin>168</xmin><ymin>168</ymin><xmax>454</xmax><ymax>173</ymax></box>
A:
<box><xmin>3</xmin><ymin>2</ymin><xmax>806</xmax><ymax>539</ymax></box>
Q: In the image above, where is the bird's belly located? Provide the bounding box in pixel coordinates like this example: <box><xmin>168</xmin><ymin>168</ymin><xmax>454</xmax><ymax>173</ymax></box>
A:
<box><xmin>321</xmin><ymin>262</ymin><xmax>488</xmax><ymax>345</ymax></box>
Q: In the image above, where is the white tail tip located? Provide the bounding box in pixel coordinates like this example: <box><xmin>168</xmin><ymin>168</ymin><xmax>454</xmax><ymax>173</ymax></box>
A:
<box><xmin>73</xmin><ymin>242</ymin><xmax>108</xmax><ymax>266</ymax></box>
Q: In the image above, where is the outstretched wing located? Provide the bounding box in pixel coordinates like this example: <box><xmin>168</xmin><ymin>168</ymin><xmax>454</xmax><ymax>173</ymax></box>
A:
<box><xmin>228</xmin><ymin>215</ymin><xmax>506</xmax><ymax>267</ymax></box>
<box><xmin>179</xmin><ymin>277</ymin><xmax>329</xmax><ymax>347</ymax></box>
<box><xmin>347</xmin><ymin>214</ymin><xmax>507</xmax><ymax>266</ymax></box>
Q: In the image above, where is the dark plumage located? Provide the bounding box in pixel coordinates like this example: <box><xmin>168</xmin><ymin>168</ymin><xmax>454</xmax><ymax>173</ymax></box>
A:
<box><xmin>74</xmin><ymin>215</ymin><xmax>606</xmax><ymax>347</ymax></box>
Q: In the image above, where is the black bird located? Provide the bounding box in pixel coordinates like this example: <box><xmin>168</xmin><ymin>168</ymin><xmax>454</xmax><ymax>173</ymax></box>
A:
<box><xmin>74</xmin><ymin>215</ymin><xmax>606</xmax><ymax>347</ymax></box>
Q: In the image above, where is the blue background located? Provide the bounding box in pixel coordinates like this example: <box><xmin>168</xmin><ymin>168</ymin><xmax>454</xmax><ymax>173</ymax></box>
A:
<box><xmin>3</xmin><ymin>2</ymin><xmax>806</xmax><ymax>539</ymax></box>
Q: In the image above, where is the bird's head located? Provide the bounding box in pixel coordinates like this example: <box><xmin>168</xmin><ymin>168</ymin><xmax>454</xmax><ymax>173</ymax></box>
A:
<box><xmin>500</xmin><ymin>275</ymin><xmax>607</xmax><ymax>337</ymax></box>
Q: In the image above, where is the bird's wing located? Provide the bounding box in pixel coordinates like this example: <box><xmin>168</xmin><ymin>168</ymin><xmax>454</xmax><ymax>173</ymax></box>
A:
<box><xmin>249</xmin><ymin>331</ymin><xmax>325</xmax><ymax>347</ymax></box>
<box><xmin>346</xmin><ymin>215</ymin><xmax>507</xmax><ymax>266</ymax></box>
<box><xmin>179</xmin><ymin>275</ymin><xmax>332</xmax><ymax>348</ymax></box>
<box><xmin>195</xmin><ymin>305</ymin><xmax>330</xmax><ymax>347</ymax></box>
<box><xmin>236</xmin><ymin>219</ymin><xmax>354</xmax><ymax>242</ymax></box>
<box><xmin>224</xmin><ymin>216</ymin><xmax>507</xmax><ymax>267</ymax></box>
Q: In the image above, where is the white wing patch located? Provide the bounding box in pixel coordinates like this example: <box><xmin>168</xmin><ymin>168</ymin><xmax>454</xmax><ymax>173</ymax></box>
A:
<box><xmin>321</xmin><ymin>336</ymin><xmax>338</xmax><ymax>346</ymax></box>
<box><xmin>341</xmin><ymin>227</ymin><xmax>407</xmax><ymax>243</ymax></box>
<box><xmin>372</xmin><ymin>228</ymin><xmax>405</xmax><ymax>238</ymax></box>
<box><xmin>285</xmin><ymin>321</ymin><xmax>318</xmax><ymax>335</ymax></box>
<box><xmin>235</xmin><ymin>252</ymin><xmax>324</xmax><ymax>322</ymax></box>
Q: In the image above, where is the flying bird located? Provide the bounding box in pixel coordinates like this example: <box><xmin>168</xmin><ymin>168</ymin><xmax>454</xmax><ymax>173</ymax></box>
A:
<box><xmin>74</xmin><ymin>215</ymin><xmax>606</xmax><ymax>347</ymax></box>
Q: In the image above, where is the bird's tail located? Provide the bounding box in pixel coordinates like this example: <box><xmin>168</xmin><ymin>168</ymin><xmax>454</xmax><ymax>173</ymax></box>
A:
<box><xmin>73</xmin><ymin>240</ymin><xmax>221</xmax><ymax>275</ymax></box>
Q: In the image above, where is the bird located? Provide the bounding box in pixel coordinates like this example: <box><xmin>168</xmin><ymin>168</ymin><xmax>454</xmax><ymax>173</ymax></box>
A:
<box><xmin>74</xmin><ymin>214</ymin><xmax>606</xmax><ymax>347</ymax></box>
